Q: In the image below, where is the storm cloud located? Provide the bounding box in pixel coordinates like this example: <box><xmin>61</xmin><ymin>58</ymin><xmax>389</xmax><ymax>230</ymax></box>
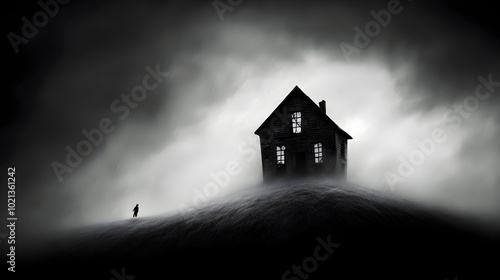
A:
<box><xmin>2</xmin><ymin>0</ymin><xmax>499</xmax><ymax>236</ymax></box>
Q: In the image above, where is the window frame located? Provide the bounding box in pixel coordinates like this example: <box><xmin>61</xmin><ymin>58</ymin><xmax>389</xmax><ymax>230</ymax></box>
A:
<box><xmin>276</xmin><ymin>145</ymin><xmax>286</xmax><ymax>166</ymax></box>
<box><xmin>291</xmin><ymin>112</ymin><xmax>302</xmax><ymax>134</ymax></box>
<box><xmin>314</xmin><ymin>143</ymin><xmax>323</xmax><ymax>164</ymax></box>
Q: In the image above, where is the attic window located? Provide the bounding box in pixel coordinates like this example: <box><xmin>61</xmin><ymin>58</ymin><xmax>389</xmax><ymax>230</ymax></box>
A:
<box><xmin>314</xmin><ymin>143</ymin><xmax>323</xmax><ymax>163</ymax></box>
<box><xmin>291</xmin><ymin>112</ymin><xmax>302</xmax><ymax>133</ymax></box>
<box><xmin>276</xmin><ymin>145</ymin><xmax>286</xmax><ymax>165</ymax></box>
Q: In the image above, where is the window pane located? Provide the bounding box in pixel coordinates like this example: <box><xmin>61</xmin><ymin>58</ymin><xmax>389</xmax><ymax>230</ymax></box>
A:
<box><xmin>276</xmin><ymin>145</ymin><xmax>286</xmax><ymax>165</ymax></box>
<box><xmin>314</xmin><ymin>143</ymin><xmax>323</xmax><ymax>163</ymax></box>
<box><xmin>292</xmin><ymin>112</ymin><xmax>302</xmax><ymax>133</ymax></box>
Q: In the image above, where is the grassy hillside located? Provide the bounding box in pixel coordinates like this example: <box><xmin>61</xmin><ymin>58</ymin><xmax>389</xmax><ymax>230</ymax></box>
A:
<box><xmin>23</xmin><ymin>179</ymin><xmax>500</xmax><ymax>279</ymax></box>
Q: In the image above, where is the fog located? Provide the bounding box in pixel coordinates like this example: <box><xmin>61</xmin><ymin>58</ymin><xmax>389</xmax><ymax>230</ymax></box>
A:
<box><xmin>2</xmin><ymin>0</ymin><xmax>499</xmax><ymax>235</ymax></box>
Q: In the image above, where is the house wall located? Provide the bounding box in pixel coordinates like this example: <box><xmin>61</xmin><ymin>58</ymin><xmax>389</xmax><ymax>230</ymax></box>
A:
<box><xmin>335</xmin><ymin>132</ymin><xmax>348</xmax><ymax>178</ymax></box>
<box><xmin>257</xmin><ymin>95</ymin><xmax>348</xmax><ymax>182</ymax></box>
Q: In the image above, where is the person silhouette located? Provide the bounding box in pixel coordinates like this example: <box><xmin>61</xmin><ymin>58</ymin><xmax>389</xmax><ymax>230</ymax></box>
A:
<box><xmin>132</xmin><ymin>204</ymin><xmax>139</xmax><ymax>217</ymax></box>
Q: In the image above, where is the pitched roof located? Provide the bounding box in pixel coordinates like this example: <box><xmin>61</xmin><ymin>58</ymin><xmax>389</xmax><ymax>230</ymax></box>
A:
<box><xmin>254</xmin><ymin>86</ymin><xmax>353</xmax><ymax>139</ymax></box>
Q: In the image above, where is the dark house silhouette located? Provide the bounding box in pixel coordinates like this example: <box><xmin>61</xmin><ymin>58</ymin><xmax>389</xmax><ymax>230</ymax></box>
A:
<box><xmin>255</xmin><ymin>86</ymin><xmax>352</xmax><ymax>181</ymax></box>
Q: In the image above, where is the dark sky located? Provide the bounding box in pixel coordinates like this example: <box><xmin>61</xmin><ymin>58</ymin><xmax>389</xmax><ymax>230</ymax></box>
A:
<box><xmin>2</xmin><ymin>0</ymin><xmax>499</xmax><ymax>235</ymax></box>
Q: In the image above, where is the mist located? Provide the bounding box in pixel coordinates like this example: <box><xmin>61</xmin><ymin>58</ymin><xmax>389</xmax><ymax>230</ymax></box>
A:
<box><xmin>2</xmin><ymin>0</ymin><xmax>499</xmax><ymax>237</ymax></box>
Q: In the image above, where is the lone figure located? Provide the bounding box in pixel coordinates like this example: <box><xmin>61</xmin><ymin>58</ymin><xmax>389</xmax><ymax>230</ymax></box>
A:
<box><xmin>132</xmin><ymin>204</ymin><xmax>139</xmax><ymax>217</ymax></box>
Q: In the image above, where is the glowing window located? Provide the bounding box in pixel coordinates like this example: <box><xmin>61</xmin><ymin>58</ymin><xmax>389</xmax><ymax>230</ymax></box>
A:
<box><xmin>276</xmin><ymin>145</ymin><xmax>286</xmax><ymax>165</ymax></box>
<box><xmin>292</xmin><ymin>112</ymin><xmax>302</xmax><ymax>133</ymax></box>
<box><xmin>314</xmin><ymin>143</ymin><xmax>323</xmax><ymax>163</ymax></box>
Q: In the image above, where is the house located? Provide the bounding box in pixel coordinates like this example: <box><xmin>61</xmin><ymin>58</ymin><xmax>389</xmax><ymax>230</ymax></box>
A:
<box><xmin>254</xmin><ymin>86</ymin><xmax>352</xmax><ymax>182</ymax></box>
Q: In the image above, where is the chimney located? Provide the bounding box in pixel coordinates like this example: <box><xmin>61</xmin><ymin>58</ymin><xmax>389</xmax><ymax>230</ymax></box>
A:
<box><xmin>319</xmin><ymin>100</ymin><xmax>326</xmax><ymax>113</ymax></box>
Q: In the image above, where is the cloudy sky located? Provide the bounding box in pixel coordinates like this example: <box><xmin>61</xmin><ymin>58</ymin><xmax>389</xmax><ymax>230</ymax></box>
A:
<box><xmin>2</xmin><ymin>0</ymin><xmax>499</xmax><ymax>235</ymax></box>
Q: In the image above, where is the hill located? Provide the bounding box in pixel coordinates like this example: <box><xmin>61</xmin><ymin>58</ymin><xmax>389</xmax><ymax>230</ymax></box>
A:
<box><xmin>23</xmin><ymin>178</ymin><xmax>500</xmax><ymax>279</ymax></box>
